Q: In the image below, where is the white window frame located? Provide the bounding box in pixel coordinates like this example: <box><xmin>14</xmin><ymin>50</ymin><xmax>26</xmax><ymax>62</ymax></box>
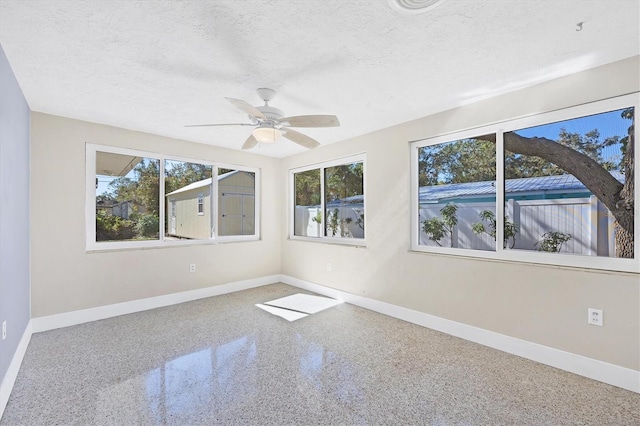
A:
<box><xmin>410</xmin><ymin>93</ymin><xmax>640</xmax><ymax>273</ymax></box>
<box><xmin>197</xmin><ymin>193</ymin><xmax>205</xmax><ymax>216</ymax></box>
<box><xmin>289</xmin><ymin>153</ymin><xmax>366</xmax><ymax>246</ymax></box>
<box><xmin>86</xmin><ymin>144</ymin><xmax>261</xmax><ymax>251</ymax></box>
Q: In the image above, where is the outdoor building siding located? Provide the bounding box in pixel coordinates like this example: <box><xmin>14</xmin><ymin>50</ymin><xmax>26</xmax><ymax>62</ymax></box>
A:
<box><xmin>166</xmin><ymin>171</ymin><xmax>255</xmax><ymax>239</ymax></box>
<box><xmin>167</xmin><ymin>185</ymin><xmax>211</xmax><ymax>240</ymax></box>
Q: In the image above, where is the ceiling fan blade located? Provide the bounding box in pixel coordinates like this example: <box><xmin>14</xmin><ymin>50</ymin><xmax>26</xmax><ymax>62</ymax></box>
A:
<box><xmin>225</xmin><ymin>97</ymin><xmax>266</xmax><ymax>120</ymax></box>
<box><xmin>282</xmin><ymin>128</ymin><xmax>321</xmax><ymax>149</ymax></box>
<box><xmin>184</xmin><ymin>123</ymin><xmax>255</xmax><ymax>127</ymax></box>
<box><xmin>279</xmin><ymin>115</ymin><xmax>340</xmax><ymax>128</ymax></box>
<box><xmin>241</xmin><ymin>134</ymin><xmax>259</xmax><ymax>150</ymax></box>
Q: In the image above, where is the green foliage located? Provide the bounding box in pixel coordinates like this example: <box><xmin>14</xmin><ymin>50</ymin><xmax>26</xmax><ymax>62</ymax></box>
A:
<box><xmin>422</xmin><ymin>203</ymin><xmax>458</xmax><ymax>247</ymax></box>
<box><xmin>107</xmin><ymin>159</ymin><xmax>161</xmax><ymax>215</ymax></box>
<box><xmin>472</xmin><ymin>210</ymin><xmax>518</xmax><ymax>248</ymax></box>
<box><xmin>311</xmin><ymin>210</ymin><xmax>322</xmax><ymax>224</ymax></box>
<box><xmin>165</xmin><ymin>162</ymin><xmax>212</xmax><ymax>195</ymax></box>
<box><xmin>136</xmin><ymin>213</ymin><xmax>160</xmax><ymax>238</ymax></box>
<box><xmin>327</xmin><ymin>208</ymin><xmax>353</xmax><ymax>237</ymax></box>
<box><xmin>325</xmin><ymin>163</ymin><xmax>364</xmax><ymax>203</ymax></box>
<box><xmin>620</xmin><ymin>108</ymin><xmax>634</xmax><ymax>159</ymax></box>
<box><xmin>106</xmin><ymin>160</ymin><xmax>213</xmax><ymax>219</ymax></box>
<box><xmin>355</xmin><ymin>211</ymin><xmax>365</xmax><ymax>230</ymax></box>
<box><xmin>95</xmin><ymin>210</ymin><xmax>136</xmax><ymax>241</ymax></box>
<box><xmin>505</xmin><ymin>128</ymin><xmax>619</xmax><ymax>177</ymax></box>
<box><xmin>536</xmin><ymin>232</ymin><xmax>572</xmax><ymax>253</ymax></box>
<box><xmin>419</xmin><ymin>139</ymin><xmax>496</xmax><ymax>186</ymax></box>
<box><xmin>295</xmin><ymin>169</ymin><xmax>321</xmax><ymax>206</ymax></box>
<box><xmin>422</xmin><ymin>217</ymin><xmax>447</xmax><ymax>246</ymax></box>
<box><xmin>418</xmin><ymin>125</ymin><xmax>626</xmax><ymax>187</ymax></box>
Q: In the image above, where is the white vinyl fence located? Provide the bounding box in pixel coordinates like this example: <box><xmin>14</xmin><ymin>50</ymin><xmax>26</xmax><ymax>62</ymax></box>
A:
<box><xmin>419</xmin><ymin>196</ymin><xmax>615</xmax><ymax>256</ymax></box>
<box><xmin>295</xmin><ymin>205</ymin><xmax>365</xmax><ymax>239</ymax></box>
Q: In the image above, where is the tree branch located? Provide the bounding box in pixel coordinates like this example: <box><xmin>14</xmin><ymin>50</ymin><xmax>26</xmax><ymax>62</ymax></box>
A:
<box><xmin>478</xmin><ymin>132</ymin><xmax>626</xmax><ymax>228</ymax></box>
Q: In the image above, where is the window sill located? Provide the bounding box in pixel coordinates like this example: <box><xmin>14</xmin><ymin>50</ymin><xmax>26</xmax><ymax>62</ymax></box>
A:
<box><xmin>410</xmin><ymin>245</ymin><xmax>640</xmax><ymax>274</ymax></box>
<box><xmin>86</xmin><ymin>236</ymin><xmax>261</xmax><ymax>252</ymax></box>
<box><xmin>289</xmin><ymin>235</ymin><xmax>366</xmax><ymax>248</ymax></box>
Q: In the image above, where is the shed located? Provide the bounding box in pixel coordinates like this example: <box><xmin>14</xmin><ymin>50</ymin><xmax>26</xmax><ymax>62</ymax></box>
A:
<box><xmin>166</xmin><ymin>170</ymin><xmax>255</xmax><ymax>239</ymax></box>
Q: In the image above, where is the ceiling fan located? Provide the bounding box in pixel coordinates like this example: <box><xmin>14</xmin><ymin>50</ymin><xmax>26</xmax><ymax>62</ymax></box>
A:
<box><xmin>186</xmin><ymin>88</ymin><xmax>340</xmax><ymax>150</ymax></box>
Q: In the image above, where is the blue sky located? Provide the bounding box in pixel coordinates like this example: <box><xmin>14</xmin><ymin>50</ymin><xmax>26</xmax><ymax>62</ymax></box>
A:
<box><xmin>515</xmin><ymin>108</ymin><xmax>632</xmax><ymax>166</ymax></box>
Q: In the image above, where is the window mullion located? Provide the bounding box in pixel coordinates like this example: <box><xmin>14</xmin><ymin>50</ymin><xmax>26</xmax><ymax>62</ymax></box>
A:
<box><xmin>496</xmin><ymin>131</ymin><xmax>505</xmax><ymax>253</ymax></box>
<box><xmin>159</xmin><ymin>158</ymin><xmax>165</xmax><ymax>241</ymax></box>
<box><xmin>212</xmin><ymin>165</ymin><xmax>218</xmax><ymax>239</ymax></box>
<box><xmin>320</xmin><ymin>166</ymin><xmax>326</xmax><ymax>238</ymax></box>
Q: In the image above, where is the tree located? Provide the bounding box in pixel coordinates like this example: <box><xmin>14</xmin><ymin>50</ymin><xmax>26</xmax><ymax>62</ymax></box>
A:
<box><xmin>107</xmin><ymin>159</ymin><xmax>160</xmax><ymax>215</ymax></box>
<box><xmin>472</xmin><ymin>210</ymin><xmax>518</xmax><ymax>249</ymax></box>
<box><xmin>478</xmin><ymin>110</ymin><xmax>634</xmax><ymax>258</ymax></box>
<box><xmin>422</xmin><ymin>203</ymin><xmax>458</xmax><ymax>247</ymax></box>
<box><xmin>325</xmin><ymin>163</ymin><xmax>363</xmax><ymax>202</ymax></box>
<box><xmin>419</xmin><ymin>139</ymin><xmax>495</xmax><ymax>186</ymax></box>
<box><xmin>165</xmin><ymin>162</ymin><xmax>212</xmax><ymax>195</ymax></box>
<box><xmin>294</xmin><ymin>169</ymin><xmax>321</xmax><ymax>206</ymax></box>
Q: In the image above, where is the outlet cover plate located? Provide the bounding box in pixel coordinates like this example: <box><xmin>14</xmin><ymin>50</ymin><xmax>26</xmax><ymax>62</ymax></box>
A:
<box><xmin>588</xmin><ymin>308</ymin><xmax>603</xmax><ymax>326</ymax></box>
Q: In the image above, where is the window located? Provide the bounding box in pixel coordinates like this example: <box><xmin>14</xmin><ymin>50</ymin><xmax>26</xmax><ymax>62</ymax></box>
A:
<box><xmin>217</xmin><ymin>168</ymin><xmax>256</xmax><ymax>237</ymax></box>
<box><xmin>293</xmin><ymin>169</ymin><xmax>321</xmax><ymax>237</ymax></box>
<box><xmin>94</xmin><ymin>151</ymin><xmax>160</xmax><ymax>243</ymax></box>
<box><xmin>411</xmin><ymin>94</ymin><xmax>638</xmax><ymax>273</ymax></box>
<box><xmin>291</xmin><ymin>154</ymin><xmax>365</xmax><ymax>244</ymax></box>
<box><xmin>504</xmin><ymin>109</ymin><xmax>632</xmax><ymax>258</ymax></box>
<box><xmin>197</xmin><ymin>194</ymin><xmax>205</xmax><ymax>215</ymax></box>
<box><xmin>418</xmin><ymin>136</ymin><xmax>496</xmax><ymax>251</ymax></box>
<box><xmin>86</xmin><ymin>145</ymin><xmax>260</xmax><ymax>250</ymax></box>
<box><xmin>165</xmin><ymin>160</ymin><xmax>212</xmax><ymax>239</ymax></box>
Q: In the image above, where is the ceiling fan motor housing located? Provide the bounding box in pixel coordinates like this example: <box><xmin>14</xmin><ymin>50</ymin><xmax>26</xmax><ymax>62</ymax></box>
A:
<box><xmin>256</xmin><ymin>105</ymin><xmax>284</xmax><ymax>123</ymax></box>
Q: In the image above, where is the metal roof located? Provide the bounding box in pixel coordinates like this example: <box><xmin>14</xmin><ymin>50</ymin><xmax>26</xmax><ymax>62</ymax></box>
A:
<box><xmin>165</xmin><ymin>170</ymin><xmax>242</xmax><ymax>196</ymax></box>
<box><xmin>419</xmin><ymin>172</ymin><xmax>624</xmax><ymax>203</ymax></box>
<box><xmin>327</xmin><ymin>194</ymin><xmax>364</xmax><ymax>206</ymax></box>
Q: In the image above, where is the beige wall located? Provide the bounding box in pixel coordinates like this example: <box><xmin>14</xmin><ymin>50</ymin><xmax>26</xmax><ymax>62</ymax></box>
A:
<box><xmin>280</xmin><ymin>56</ymin><xmax>640</xmax><ymax>371</ymax></box>
<box><xmin>30</xmin><ymin>113</ymin><xmax>281</xmax><ymax>317</ymax></box>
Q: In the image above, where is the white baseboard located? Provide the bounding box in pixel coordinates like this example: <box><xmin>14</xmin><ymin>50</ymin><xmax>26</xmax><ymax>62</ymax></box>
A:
<box><xmin>31</xmin><ymin>275</ymin><xmax>280</xmax><ymax>333</ymax></box>
<box><xmin>0</xmin><ymin>320</ymin><xmax>32</xmax><ymax>420</ymax></box>
<box><xmin>281</xmin><ymin>275</ymin><xmax>640</xmax><ymax>394</ymax></box>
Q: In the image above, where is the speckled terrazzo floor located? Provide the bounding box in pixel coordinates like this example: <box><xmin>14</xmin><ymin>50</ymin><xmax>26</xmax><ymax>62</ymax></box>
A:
<box><xmin>2</xmin><ymin>283</ymin><xmax>639</xmax><ymax>425</ymax></box>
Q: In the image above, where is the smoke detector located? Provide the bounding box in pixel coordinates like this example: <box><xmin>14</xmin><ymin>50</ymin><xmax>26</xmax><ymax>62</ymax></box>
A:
<box><xmin>387</xmin><ymin>0</ymin><xmax>446</xmax><ymax>14</ymax></box>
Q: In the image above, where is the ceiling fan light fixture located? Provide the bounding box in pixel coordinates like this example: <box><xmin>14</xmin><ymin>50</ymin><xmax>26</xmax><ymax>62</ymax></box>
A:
<box><xmin>252</xmin><ymin>126</ymin><xmax>282</xmax><ymax>143</ymax></box>
<box><xmin>387</xmin><ymin>0</ymin><xmax>446</xmax><ymax>14</ymax></box>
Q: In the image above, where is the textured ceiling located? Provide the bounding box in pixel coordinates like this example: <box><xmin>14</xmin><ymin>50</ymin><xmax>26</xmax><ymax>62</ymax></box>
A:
<box><xmin>0</xmin><ymin>0</ymin><xmax>638</xmax><ymax>158</ymax></box>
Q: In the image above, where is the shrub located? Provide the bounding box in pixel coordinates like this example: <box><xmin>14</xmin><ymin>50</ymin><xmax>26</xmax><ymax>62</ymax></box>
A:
<box><xmin>136</xmin><ymin>213</ymin><xmax>159</xmax><ymax>238</ymax></box>
<box><xmin>422</xmin><ymin>203</ymin><xmax>458</xmax><ymax>247</ymax></box>
<box><xmin>472</xmin><ymin>210</ymin><xmax>518</xmax><ymax>248</ymax></box>
<box><xmin>536</xmin><ymin>231</ymin><xmax>572</xmax><ymax>253</ymax></box>
<box><xmin>96</xmin><ymin>210</ymin><xmax>136</xmax><ymax>241</ymax></box>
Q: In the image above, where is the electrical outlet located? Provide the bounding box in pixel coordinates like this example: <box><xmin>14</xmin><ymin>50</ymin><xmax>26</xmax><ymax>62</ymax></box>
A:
<box><xmin>2</xmin><ymin>320</ymin><xmax>6</xmax><ymax>340</ymax></box>
<box><xmin>588</xmin><ymin>308</ymin><xmax>603</xmax><ymax>326</ymax></box>
<box><xmin>326</xmin><ymin>263</ymin><xmax>332</xmax><ymax>272</ymax></box>
<box><xmin>189</xmin><ymin>264</ymin><xmax>196</xmax><ymax>273</ymax></box>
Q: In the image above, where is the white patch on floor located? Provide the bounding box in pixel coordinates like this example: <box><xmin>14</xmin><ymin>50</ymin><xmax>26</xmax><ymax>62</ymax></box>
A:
<box><xmin>263</xmin><ymin>293</ymin><xmax>342</xmax><ymax>314</ymax></box>
<box><xmin>255</xmin><ymin>304</ymin><xmax>309</xmax><ymax>322</ymax></box>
